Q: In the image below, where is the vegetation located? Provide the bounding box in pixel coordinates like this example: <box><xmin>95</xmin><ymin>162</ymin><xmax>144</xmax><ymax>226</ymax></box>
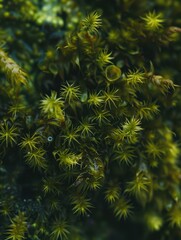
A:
<box><xmin>0</xmin><ymin>0</ymin><xmax>181</xmax><ymax>239</ymax></box>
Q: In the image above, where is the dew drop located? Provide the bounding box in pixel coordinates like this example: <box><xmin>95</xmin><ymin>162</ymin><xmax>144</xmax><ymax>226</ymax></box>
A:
<box><xmin>47</xmin><ymin>136</ymin><xmax>53</xmax><ymax>142</ymax></box>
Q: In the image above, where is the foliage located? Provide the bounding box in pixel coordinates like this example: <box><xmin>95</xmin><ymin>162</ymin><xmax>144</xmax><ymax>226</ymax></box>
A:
<box><xmin>0</xmin><ymin>0</ymin><xmax>181</xmax><ymax>240</ymax></box>
<box><xmin>5</xmin><ymin>212</ymin><xmax>27</xmax><ymax>240</ymax></box>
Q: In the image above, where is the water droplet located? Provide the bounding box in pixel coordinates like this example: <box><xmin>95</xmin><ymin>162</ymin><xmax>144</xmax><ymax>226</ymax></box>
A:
<box><xmin>47</xmin><ymin>136</ymin><xmax>53</xmax><ymax>142</ymax></box>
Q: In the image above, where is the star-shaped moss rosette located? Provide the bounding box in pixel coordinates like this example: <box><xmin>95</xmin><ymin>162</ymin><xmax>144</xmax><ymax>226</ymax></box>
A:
<box><xmin>0</xmin><ymin>1</ymin><xmax>181</xmax><ymax>240</ymax></box>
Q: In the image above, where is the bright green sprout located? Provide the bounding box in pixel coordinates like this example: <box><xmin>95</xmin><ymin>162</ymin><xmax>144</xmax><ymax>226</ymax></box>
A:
<box><xmin>88</xmin><ymin>91</ymin><xmax>104</xmax><ymax>107</ymax></box>
<box><xmin>166</xmin><ymin>142</ymin><xmax>180</xmax><ymax>164</ymax></box>
<box><xmin>151</xmin><ymin>75</ymin><xmax>176</xmax><ymax>94</ymax></box>
<box><xmin>5</xmin><ymin>212</ymin><xmax>27</xmax><ymax>240</ymax></box>
<box><xmin>105</xmin><ymin>185</ymin><xmax>120</xmax><ymax>203</ymax></box>
<box><xmin>81</xmin><ymin>11</ymin><xmax>102</xmax><ymax>35</ymax></box>
<box><xmin>137</xmin><ymin>102</ymin><xmax>159</xmax><ymax>120</ymax></box>
<box><xmin>42</xmin><ymin>176</ymin><xmax>61</xmax><ymax>195</ymax></box>
<box><xmin>63</xmin><ymin>127</ymin><xmax>80</xmax><ymax>146</ymax></box>
<box><xmin>115</xmin><ymin>145</ymin><xmax>135</xmax><ymax>165</ymax></box>
<box><xmin>110</xmin><ymin>127</ymin><xmax>124</xmax><ymax>143</ymax></box>
<box><xmin>125</xmin><ymin>171</ymin><xmax>152</xmax><ymax>200</ymax></box>
<box><xmin>97</xmin><ymin>49</ymin><xmax>113</xmax><ymax>68</ymax></box>
<box><xmin>25</xmin><ymin>148</ymin><xmax>47</xmax><ymax>170</ymax></box>
<box><xmin>0</xmin><ymin>201</ymin><xmax>13</xmax><ymax>217</ymax></box>
<box><xmin>108</xmin><ymin>29</ymin><xmax>120</xmax><ymax>43</ymax></box>
<box><xmin>0</xmin><ymin>49</ymin><xmax>27</xmax><ymax>86</ymax></box>
<box><xmin>146</xmin><ymin>141</ymin><xmax>164</xmax><ymax>159</ymax></box>
<box><xmin>142</xmin><ymin>12</ymin><xmax>164</xmax><ymax>31</ymax></box>
<box><xmin>113</xmin><ymin>197</ymin><xmax>133</xmax><ymax>219</ymax></box>
<box><xmin>60</xmin><ymin>82</ymin><xmax>81</xmax><ymax>104</ymax></box>
<box><xmin>110</xmin><ymin>121</ymin><xmax>142</xmax><ymax>145</ymax></box>
<box><xmin>0</xmin><ymin>122</ymin><xmax>19</xmax><ymax>147</ymax></box>
<box><xmin>168</xmin><ymin>204</ymin><xmax>181</xmax><ymax>228</ymax></box>
<box><xmin>145</xmin><ymin>212</ymin><xmax>163</xmax><ymax>231</ymax></box>
<box><xmin>19</xmin><ymin>132</ymin><xmax>42</xmax><ymax>151</ymax></box>
<box><xmin>40</xmin><ymin>91</ymin><xmax>64</xmax><ymax>121</ymax></box>
<box><xmin>102</xmin><ymin>88</ymin><xmax>120</xmax><ymax>108</ymax></box>
<box><xmin>53</xmin><ymin>149</ymin><xmax>82</xmax><ymax>168</ymax></box>
<box><xmin>121</xmin><ymin>117</ymin><xmax>142</xmax><ymax>143</ymax></box>
<box><xmin>82</xmin><ymin>177</ymin><xmax>102</xmax><ymax>191</ymax></box>
<box><xmin>8</xmin><ymin>104</ymin><xmax>26</xmax><ymax>119</ymax></box>
<box><xmin>89</xmin><ymin>180</ymin><xmax>102</xmax><ymax>190</ymax></box>
<box><xmin>48</xmin><ymin>198</ymin><xmax>61</xmax><ymax>212</ymax></box>
<box><xmin>126</xmin><ymin>69</ymin><xmax>145</xmax><ymax>88</ymax></box>
<box><xmin>91</xmin><ymin>109</ymin><xmax>111</xmax><ymax>126</ymax></box>
<box><xmin>61</xmin><ymin>35</ymin><xmax>77</xmax><ymax>54</ymax></box>
<box><xmin>50</xmin><ymin>218</ymin><xmax>70</xmax><ymax>240</ymax></box>
<box><xmin>72</xmin><ymin>195</ymin><xmax>93</xmax><ymax>215</ymax></box>
<box><xmin>78</xmin><ymin>119</ymin><xmax>95</xmax><ymax>136</ymax></box>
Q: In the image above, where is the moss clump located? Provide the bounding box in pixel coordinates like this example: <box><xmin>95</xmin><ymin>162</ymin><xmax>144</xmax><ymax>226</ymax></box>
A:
<box><xmin>0</xmin><ymin>1</ymin><xmax>181</xmax><ymax>240</ymax></box>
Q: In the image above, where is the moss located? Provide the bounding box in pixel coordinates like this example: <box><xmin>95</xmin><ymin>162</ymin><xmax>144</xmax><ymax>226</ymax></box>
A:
<box><xmin>0</xmin><ymin>1</ymin><xmax>181</xmax><ymax>240</ymax></box>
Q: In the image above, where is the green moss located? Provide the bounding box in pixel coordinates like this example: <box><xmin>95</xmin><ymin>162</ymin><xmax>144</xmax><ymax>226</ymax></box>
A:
<box><xmin>0</xmin><ymin>1</ymin><xmax>181</xmax><ymax>240</ymax></box>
